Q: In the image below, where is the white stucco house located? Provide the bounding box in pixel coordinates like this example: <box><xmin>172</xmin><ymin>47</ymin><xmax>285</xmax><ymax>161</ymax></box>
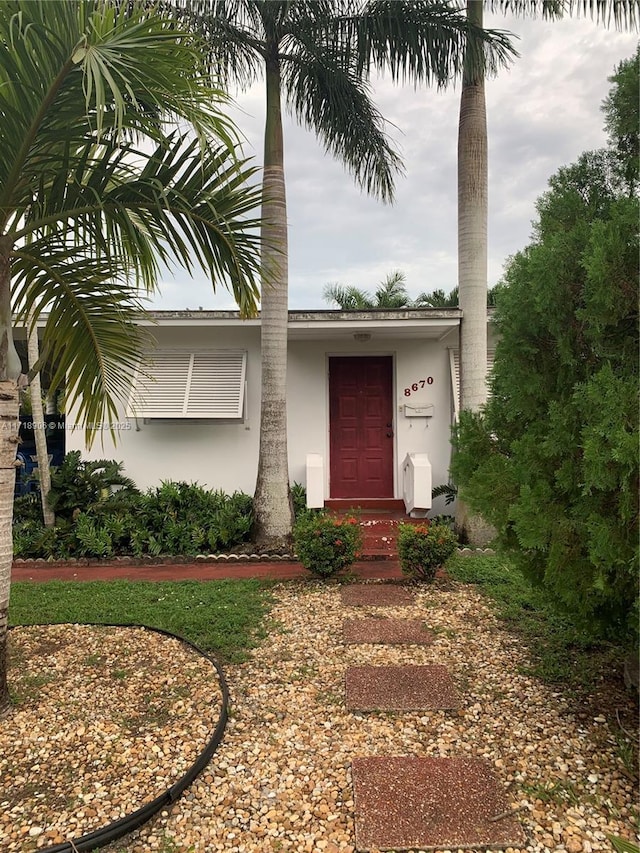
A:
<box><xmin>62</xmin><ymin>308</ymin><xmax>495</xmax><ymax>513</ymax></box>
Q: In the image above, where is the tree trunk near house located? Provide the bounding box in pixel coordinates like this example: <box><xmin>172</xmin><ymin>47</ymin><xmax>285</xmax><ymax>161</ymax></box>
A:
<box><xmin>27</xmin><ymin>314</ymin><xmax>54</xmax><ymax>527</ymax></box>
<box><xmin>456</xmin><ymin>0</ymin><xmax>493</xmax><ymax>546</ymax></box>
<box><xmin>0</xmin><ymin>246</ymin><xmax>22</xmax><ymax>715</ymax></box>
<box><xmin>253</xmin><ymin>52</ymin><xmax>294</xmax><ymax>548</ymax></box>
<box><xmin>458</xmin><ymin>0</ymin><xmax>488</xmax><ymax>413</ymax></box>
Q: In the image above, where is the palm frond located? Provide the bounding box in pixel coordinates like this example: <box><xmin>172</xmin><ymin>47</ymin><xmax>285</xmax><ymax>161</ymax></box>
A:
<box><xmin>414</xmin><ymin>287</ymin><xmax>459</xmax><ymax>307</ymax></box>
<box><xmin>483</xmin><ymin>1</ymin><xmax>638</xmax><ymax>30</ymax></box>
<box><xmin>327</xmin><ymin>0</ymin><xmax>517</xmax><ymax>85</ymax></box>
<box><xmin>0</xmin><ymin>0</ymin><xmax>266</xmax><ymax>441</ymax></box>
<box><xmin>282</xmin><ymin>38</ymin><xmax>402</xmax><ymax>202</ymax></box>
<box><xmin>12</xmin><ymin>245</ymin><xmax>151</xmax><ymax>444</ymax></box>
<box><xmin>323</xmin><ymin>283</ymin><xmax>375</xmax><ymax>309</ymax></box>
<box><xmin>0</xmin><ymin>0</ymin><xmax>240</xmax><ymax>212</ymax></box>
<box><xmin>374</xmin><ymin>270</ymin><xmax>410</xmax><ymax>307</ymax></box>
<box><xmin>170</xmin><ymin>0</ymin><xmax>267</xmax><ymax>88</ymax></box>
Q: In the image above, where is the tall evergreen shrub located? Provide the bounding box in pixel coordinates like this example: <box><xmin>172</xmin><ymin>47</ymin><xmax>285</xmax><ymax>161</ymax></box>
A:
<box><xmin>451</xmin><ymin>52</ymin><xmax>639</xmax><ymax>640</ymax></box>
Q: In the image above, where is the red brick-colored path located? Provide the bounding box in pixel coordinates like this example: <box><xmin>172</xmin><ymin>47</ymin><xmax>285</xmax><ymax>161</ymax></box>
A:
<box><xmin>11</xmin><ymin>559</ymin><xmax>404</xmax><ymax>583</ymax></box>
<box><xmin>340</xmin><ymin>584</ymin><xmax>415</xmax><ymax>607</ymax></box>
<box><xmin>343</xmin><ymin>617</ymin><xmax>434</xmax><ymax>645</ymax></box>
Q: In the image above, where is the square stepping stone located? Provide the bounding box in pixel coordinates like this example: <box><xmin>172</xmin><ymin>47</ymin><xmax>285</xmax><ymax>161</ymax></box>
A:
<box><xmin>346</xmin><ymin>664</ymin><xmax>460</xmax><ymax>711</ymax></box>
<box><xmin>352</xmin><ymin>756</ymin><xmax>526</xmax><ymax>852</ymax></box>
<box><xmin>341</xmin><ymin>584</ymin><xmax>415</xmax><ymax>607</ymax></box>
<box><xmin>343</xmin><ymin>618</ymin><xmax>433</xmax><ymax>645</ymax></box>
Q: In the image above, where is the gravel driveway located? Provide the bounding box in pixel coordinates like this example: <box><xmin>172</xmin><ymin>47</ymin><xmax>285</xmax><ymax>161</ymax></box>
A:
<box><xmin>2</xmin><ymin>579</ymin><xmax>637</xmax><ymax>853</ymax></box>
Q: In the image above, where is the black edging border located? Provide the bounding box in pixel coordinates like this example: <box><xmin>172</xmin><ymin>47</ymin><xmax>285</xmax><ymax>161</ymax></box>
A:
<box><xmin>9</xmin><ymin>622</ymin><xmax>230</xmax><ymax>852</ymax></box>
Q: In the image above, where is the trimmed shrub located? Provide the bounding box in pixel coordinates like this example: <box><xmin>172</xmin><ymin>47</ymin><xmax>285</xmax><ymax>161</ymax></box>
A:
<box><xmin>397</xmin><ymin>521</ymin><xmax>457</xmax><ymax>582</ymax></box>
<box><xmin>293</xmin><ymin>512</ymin><xmax>362</xmax><ymax>578</ymax></box>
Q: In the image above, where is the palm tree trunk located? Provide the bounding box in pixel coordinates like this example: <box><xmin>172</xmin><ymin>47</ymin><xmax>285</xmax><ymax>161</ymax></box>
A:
<box><xmin>458</xmin><ymin>0</ymin><xmax>488</xmax><ymax>413</ymax></box>
<box><xmin>0</xmin><ymin>243</ymin><xmax>21</xmax><ymax>715</ymax></box>
<box><xmin>253</xmin><ymin>52</ymin><xmax>294</xmax><ymax>547</ymax></box>
<box><xmin>456</xmin><ymin>0</ymin><xmax>492</xmax><ymax>545</ymax></box>
<box><xmin>27</xmin><ymin>313</ymin><xmax>54</xmax><ymax>527</ymax></box>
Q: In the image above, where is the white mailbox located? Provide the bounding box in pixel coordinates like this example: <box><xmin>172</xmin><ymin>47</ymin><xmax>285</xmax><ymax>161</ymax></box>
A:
<box><xmin>404</xmin><ymin>403</ymin><xmax>434</xmax><ymax>418</ymax></box>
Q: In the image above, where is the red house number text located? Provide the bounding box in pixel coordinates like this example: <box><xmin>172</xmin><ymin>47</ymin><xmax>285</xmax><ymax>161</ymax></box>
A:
<box><xmin>403</xmin><ymin>377</ymin><xmax>434</xmax><ymax>396</ymax></box>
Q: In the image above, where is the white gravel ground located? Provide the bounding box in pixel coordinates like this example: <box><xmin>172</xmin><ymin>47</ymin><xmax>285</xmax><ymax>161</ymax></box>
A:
<box><xmin>2</xmin><ymin>580</ymin><xmax>638</xmax><ymax>853</ymax></box>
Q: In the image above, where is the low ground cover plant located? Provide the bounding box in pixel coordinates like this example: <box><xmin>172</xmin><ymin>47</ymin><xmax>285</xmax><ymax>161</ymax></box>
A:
<box><xmin>13</xmin><ymin>454</ymin><xmax>254</xmax><ymax>559</ymax></box>
<box><xmin>397</xmin><ymin>521</ymin><xmax>458</xmax><ymax>581</ymax></box>
<box><xmin>293</xmin><ymin>511</ymin><xmax>362</xmax><ymax>578</ymax></box>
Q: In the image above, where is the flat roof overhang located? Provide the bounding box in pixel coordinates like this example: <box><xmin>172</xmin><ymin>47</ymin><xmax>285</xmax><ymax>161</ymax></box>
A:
<box><xmin>16</xmin><ymin>308</ymin><xmax>464</xmax><ymax>342</ymax></box>
<box><xmin>136</xmin><ymin>308</ymin><xmax>462</xmax><ymax>341</ymax></box>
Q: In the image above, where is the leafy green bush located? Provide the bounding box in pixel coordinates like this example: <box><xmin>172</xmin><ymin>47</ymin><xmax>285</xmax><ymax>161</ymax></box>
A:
<box><xmin>293</xmin><ymin>512</ymin><xmax>362</xmax><ymax>578</ymax></box>
<box><xmin>46</xmin><ymin>451</ymin><xmax>138</xmax><ymax>521</ymax></box>
<box><xmin>13</xmin><ymin>493</ymin><xmax>43</xmax><ymax>524</ymax></box>
<box><xmin>452</xmin><ymin>56</ymin><xmax>639</xmax><ymax>642</ymax></box>
<box><xmin>290</xmin><ymin>482</ymin><xmax>308</xmax><ymax>519</ymax></box>
<box><xmin>397</xmin><ymin>522</ymin><xmax>457</xmax><ymax>582</ymax></box>
<box><xmin>13</xmin><ymin>460</ymin><xmax>255</xmax><ymax>559</ymax></box>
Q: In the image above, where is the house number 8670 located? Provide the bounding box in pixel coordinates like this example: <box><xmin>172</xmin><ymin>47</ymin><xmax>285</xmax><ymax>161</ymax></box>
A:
<box><xmin>404</xmin><ymin>377</ymin><xmax>434</xmax><ymax>396</ymax></box>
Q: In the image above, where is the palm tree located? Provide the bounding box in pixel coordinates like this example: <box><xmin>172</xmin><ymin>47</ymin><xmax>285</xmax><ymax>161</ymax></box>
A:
<box><xmin>0</xmin><ymin>0</ymin><xmax>264</xmax><ymax>714</ymax></box>
<box><xmin>457</xmin><ymin>0</ymin><xmax>489</xmax><ymax>413</ymax></box>
<box><xmin>456</xmin><ymin>0</ymin><xmax>638</xmax><ymax>415</ymax></box>
<box><xmin>324</xmin><ymin>270</ymin><xmax>412</xmax><ymax>309</ymax></box>
<box><xmin>453</xmin><ymin>0</ymin><xmax>637</xmax><ymax>540</ymax></box>
<box><xmin>26</xmin><ymin>312</ymin><xmax>55</xmax><ymax>528</ymax></box>
<box><xmin>177</xmin><ymin>0</ymin><xmax>514</xmax><ymax>547</ymax></box>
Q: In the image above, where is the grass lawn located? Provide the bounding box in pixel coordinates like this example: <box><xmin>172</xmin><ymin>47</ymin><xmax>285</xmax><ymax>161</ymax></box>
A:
<box><xmin>9</xmin><ymin>579</ymin><xmax>274</xmax><ymax>663</ymax></box>
<box><xmin>447</xmin><ymin>554</ymin><xmax>633</xmax><ymax>691</ymax></box>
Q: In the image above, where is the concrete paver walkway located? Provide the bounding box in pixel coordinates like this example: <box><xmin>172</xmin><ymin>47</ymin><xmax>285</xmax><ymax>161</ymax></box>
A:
<box><xmin>345</xmin><ymin>664</ymin><xmax>461</xmax><ymax>712</ymax></box>
<box><xmin>343</xmin><ymin>617</ymin><xmax>434</xmax><ymax>645</ymax></box>
<box><xmin>352</xmin><ymin>756</ymin><xmax>526</xmax><ymax>852</ymax></box>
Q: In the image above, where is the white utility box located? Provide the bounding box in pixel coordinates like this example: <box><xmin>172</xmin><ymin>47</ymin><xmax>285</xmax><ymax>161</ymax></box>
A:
<box><xmin>305</xmin><ymin>453</ymin><xmax>324</xmax><ymax>508</ymax></box>
<box><xmin>402</xmin><ymin>452</ymin><xmax>432</xmax><ymax>517</ymax></box>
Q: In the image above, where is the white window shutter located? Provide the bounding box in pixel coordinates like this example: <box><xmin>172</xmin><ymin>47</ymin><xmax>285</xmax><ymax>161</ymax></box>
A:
<box><xmin>449</xmin><ymin>348</ymin><xmax>460</xmax><ymax>419</ymax></box>
<box><xmin>186</xmin><ymin>352</ymin><xmax>246</xmax><ymax>418</ymax></box>
<box><xmin>449</xmin><ymin>348</ymin><xmax>495</xmax><ymax>417</ymax></box>
<box><xmin>127</xmin><ymin>350</ymin><xmax>246</xmax><ymax>419</ymax></box>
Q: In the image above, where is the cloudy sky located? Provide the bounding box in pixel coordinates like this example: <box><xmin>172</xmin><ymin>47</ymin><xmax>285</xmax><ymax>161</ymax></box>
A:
<box><xmin>148</xmin><ymin>11</ymin><xmax>637</xmax><ymax>312</ymax></box>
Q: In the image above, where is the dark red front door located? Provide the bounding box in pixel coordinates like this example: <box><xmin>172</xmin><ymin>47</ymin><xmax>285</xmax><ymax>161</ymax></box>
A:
<box><xmin>329</xmin><ymin>356</ymin><xmax>394</xmax><ymax>498</ymax></box>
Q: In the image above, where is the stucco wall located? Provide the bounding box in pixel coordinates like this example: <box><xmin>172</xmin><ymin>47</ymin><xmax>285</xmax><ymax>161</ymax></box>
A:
<box><xmin>287</xmin><ymin>334</ymin><xmax>457</xmax><ymax>500</ymax></box>
<box><xmin>68</xmin><ymin>324</ymin><xmax>466</xmax><ymax>500</ymax></box>
<box><xmin>67</xmin><ymin>325</ymin><xmax>263</xmax><ymax>494</ymax></box>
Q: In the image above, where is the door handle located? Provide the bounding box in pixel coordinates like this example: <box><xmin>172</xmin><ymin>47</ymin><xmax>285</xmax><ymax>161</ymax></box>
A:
<box><xmin>386</xmin><ymin>432</ymin><xmax>393</xmax><ymax>438</ymax></box>
<box><xmin>386</xmin><ymin>422</ymin><xmax>393</xmax><ymax>428</ymax></box>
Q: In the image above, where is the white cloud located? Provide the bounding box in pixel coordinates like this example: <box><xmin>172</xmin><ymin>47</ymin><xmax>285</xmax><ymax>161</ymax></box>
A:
<box><xmin>148</xmin><ymin>14</ymin><xmax>637</xmax><ymax>311</ymax></box>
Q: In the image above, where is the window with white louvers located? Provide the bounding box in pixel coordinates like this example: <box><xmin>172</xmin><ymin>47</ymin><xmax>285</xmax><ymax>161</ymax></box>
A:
<box><xmin>449</xmin><ymin>348</ymin><xmax>495</xmax><ymax>418</ymax></box>
<box><xmin>126</xmin><ymin>351</ymin><xmax>247</xmax><ymax>419</ymax></box>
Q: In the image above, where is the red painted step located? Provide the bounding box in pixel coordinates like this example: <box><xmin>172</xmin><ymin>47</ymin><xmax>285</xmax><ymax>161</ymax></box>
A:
<box><xmin>327</xmin><ymin>508</ymin><xmax>427</xmax><ymax>560</ymax></box>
